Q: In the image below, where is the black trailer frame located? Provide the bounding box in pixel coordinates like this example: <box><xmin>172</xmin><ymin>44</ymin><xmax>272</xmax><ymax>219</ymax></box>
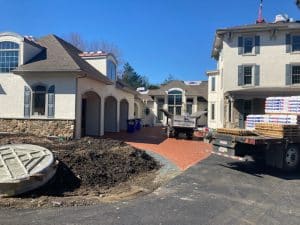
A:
<box><xmin>211</xmin><ymin>132</ymin><xmax>300</xmax><ymax>171</ymax></box>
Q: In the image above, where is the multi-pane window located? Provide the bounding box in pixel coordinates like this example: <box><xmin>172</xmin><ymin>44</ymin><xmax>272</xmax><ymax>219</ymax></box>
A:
<box><xmin>157</xmin><ymin>98</ymin><xmax>164</xmax><ymax>121</ymax></box>
<box><xmin>107</xmin><ymin>60</ymin><xmax>116</xmax><ymax>80</ymax></box>
<box><xmin>244</xmin><ymin>37</ymin><xmax>254</xmax><ymax>54</ymax></box>
<box><xmin>0</xmin><ymin>41</ymin><xmax>19</xmax><ymax>73</ymax></box>
<box><xmin>168</xmin><ymin>90</ymin><xmax>182</xmax><ymax>115</ymax></box>
<box><xmin>211</xmin><ymin>103</ymin><xmax>215</xmax><ymax>120</ymax></box>
<box><xmin>32</xmin><ymin>85</ymin><xmax>46</xmax><ymax>116</ymax></box>
<box><xmin>243</xmin><ymin>66</ymin><xmax>253</xmax><ymax>85</ymax></box>
<box><xmin>211</xmin><ymin>76</ymin><xmax>216</xmax><ymax>91</ymax></box>
<box><xmin>292</xmin><ymin>35</ymin><xmax>300</xmax><ymax>52</ymax></box>
<box><xmin>292</xmin><ymin>65</ymin><xmax>300</xmax><ymax>84</ymax></box>
<box><xmin>186</xmin><ymin>98</ymin><xmax>193</xmax><ymax>115</ymax></box>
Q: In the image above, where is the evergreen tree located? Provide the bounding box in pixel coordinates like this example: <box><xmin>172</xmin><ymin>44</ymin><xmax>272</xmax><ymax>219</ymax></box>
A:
<box><xmin>121</xmin><ymin>63</ymin><xmax>149</xmax><ymax>89</ymax></box>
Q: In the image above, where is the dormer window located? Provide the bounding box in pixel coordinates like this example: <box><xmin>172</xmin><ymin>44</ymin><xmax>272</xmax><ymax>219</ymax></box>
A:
<box><xmin>0</xmin><ymin>41</ymin><xmax>19</xmax><ymax>73</ymax></box>
<box><xmin>107</xmin><ymin>60</ymin><xmax>116</xmax><ymax>80</ymax></box>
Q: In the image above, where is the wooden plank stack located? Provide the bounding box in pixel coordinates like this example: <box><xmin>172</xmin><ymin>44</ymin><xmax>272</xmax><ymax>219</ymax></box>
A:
<box><xmin>216</xmin><ymin>128</ymin><xmax>256</xmax><ymax>136</ymax></box>
<box><xmin>255</xmin><ymin>123</ymin><xmax>300</xmax><ymax>138</ymax></box>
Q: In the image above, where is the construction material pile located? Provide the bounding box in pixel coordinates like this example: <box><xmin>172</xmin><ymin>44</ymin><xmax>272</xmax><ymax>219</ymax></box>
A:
<box><xmin>246</xmin><ymin>114</ymin><xmax>300</xmax><ymax>130</ymax></box>
<box><xmin>216</xmin><ymin>128</ymin><xmax>256</xmax><ymax>136</ymax></box>
<box><xmin>265</xmin><ymin>96</ymin><xmax>300</xmax><ymax>114</ymax></box>
<box><xmin>245</xmin><ymin>96</ymin><xmax>300</xmax><ymax>138</ymax></box>
<box><xmin>255</xmin><ymin>123</ymin><xmax>300</xmax><ymax>139</ymax></box>
<box><xmin>0</xmin><ymin>134</ymin><xmax>160</xmax><ymax>208</ymax></box>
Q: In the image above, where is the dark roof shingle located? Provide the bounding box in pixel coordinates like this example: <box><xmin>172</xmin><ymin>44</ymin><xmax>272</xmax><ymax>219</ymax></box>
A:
<box><xmin>14</xmin><ymin>35</ymin><xmax>112</xmax><ymax>84</ymax></box>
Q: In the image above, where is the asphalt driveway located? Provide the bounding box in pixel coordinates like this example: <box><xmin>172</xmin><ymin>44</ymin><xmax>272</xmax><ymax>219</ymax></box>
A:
<box><xmin>1</xmin><ymin>155</ymin><xmax>300</xmax><ymax>225</ymax></box>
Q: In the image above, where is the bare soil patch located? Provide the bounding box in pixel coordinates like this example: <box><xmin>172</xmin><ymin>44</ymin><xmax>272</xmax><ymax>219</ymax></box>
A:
<box><xmin>0</xmin><ymin>134</ymin><xmax>160</xmax><ymax>209</ymax></box>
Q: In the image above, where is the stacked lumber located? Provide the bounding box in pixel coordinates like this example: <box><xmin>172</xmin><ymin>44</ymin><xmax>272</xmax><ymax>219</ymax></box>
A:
<box><xmin>216</xmin><ymin>128</ymin><xmax>255</xmax><ymax>136</ymax></box>
<box><xmin>255</xmin><ymin>123</ymin><xmax>300</xmax><ymax>138</ymax></box>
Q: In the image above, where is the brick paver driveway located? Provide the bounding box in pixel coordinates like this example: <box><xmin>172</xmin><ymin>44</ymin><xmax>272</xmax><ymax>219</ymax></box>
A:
<box><xmin>105</xmin><ymin>127</ymin><xmax>211</xmax><ymax>170</ymax></box>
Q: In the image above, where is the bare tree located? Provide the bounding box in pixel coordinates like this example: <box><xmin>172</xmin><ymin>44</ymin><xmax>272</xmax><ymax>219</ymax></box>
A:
<box><xmin>67</xmin><ymin>32</ymin><xmax>87</xmax><ymax>51</ymax></box>
<box><xmin>88</xmin><ymin>40</ymin><xmax>123</xmax><ymax>65</ymax></box>
<box><xmin>66</xmin><ymin>32</ymin><xmax>123</xmax><ymax>68</ymax></box>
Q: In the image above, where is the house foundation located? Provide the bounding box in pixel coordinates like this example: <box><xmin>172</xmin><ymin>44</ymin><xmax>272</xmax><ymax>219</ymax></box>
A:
<box><xmin>0</xmin><ymin>119</ymin><xmax>75</xmax><ymax>138</ymax></box>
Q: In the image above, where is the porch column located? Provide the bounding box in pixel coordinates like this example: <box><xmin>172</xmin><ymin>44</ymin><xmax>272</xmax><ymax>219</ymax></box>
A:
<box><xmin>116</xmin><ymin>99</ymin><xmax>120</xmax><ymax>132</ymax></box>
<box><xmin>100</xmin><ymin>98</ymin><xmax>105</xmax><ymax>136</ymax></box>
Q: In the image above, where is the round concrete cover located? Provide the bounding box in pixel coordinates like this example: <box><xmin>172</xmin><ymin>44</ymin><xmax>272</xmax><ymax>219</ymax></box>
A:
<box><xmin>0</xmin><ymin>144</ymin><xmax>55</xmax><ymax>183</ymax></box>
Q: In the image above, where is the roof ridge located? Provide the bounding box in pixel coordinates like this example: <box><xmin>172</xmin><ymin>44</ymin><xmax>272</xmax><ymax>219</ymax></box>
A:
<box><xmin>47</xmin><ymin>35</ymin><xmax>81</xmax><ymax>71</ymax></box>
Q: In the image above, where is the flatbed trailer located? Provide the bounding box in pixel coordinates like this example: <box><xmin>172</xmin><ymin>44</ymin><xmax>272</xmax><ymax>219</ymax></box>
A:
<box><xmin>211</xmin><ymin>132</ymin><xmax>300</xmax><ymax>171</ymax></box>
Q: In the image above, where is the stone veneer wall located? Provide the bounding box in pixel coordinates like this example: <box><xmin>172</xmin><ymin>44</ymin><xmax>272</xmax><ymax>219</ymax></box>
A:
<box><xmin>0</xmin><ymin>119</ymin><xmax>75</xmax><ymax>139</ymax></box>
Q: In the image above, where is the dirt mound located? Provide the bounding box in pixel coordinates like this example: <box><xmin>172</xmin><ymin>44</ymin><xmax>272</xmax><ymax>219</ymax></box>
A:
<box><xmin>0</xmin><ymin>134</ymin><xmax>160</xmax><ymax>208</ymax></box>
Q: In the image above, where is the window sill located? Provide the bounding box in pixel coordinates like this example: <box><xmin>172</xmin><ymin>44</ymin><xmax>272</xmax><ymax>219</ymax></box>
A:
<box><xmin>290</xmin><ymin>51</ymin><xmax>300</xmax><ymax>55</ymax></box>
<box><xmin>242</xmin><ymin>53</ymin><xmax>257</xmax><ymax>56</ymax></box>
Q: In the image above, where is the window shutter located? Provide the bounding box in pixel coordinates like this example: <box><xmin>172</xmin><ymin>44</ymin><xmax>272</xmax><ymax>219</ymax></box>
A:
<box><xmin>238</xmin><ymin>37</ymin><xmax>243</xmax><ymax>55</ymax></box>
<box><xmin>48</xmin><ymin>85</ymin><xmax>55</xmax><ymax>118</ymax></box>
<box><xmin>286</xmin><ymin>64</ymin><xmax>292</xmax><ymax>85</ymax></box>
<box><xmin>24</xmin><ymin>86</ymin><xmax>31</xmax><ymax>118</ymax></box>
<box><xmin>286</xmin><ymin>34</ymin><xmax>291</xmax><ymax>53</ymax></box>
<box><xmin>255</xmin><ymin>36</ymin><xmax>260</xmax><ymax>54</ymax></box>
<box><xmin>238</xmin><ymin>65</ymin><xmax>243</xmax><ymax>86</ymax></box>
<box><xmin>254</xmin><ymin>65</ymin><xmax>260</xmax><ymax>86</ymax></box>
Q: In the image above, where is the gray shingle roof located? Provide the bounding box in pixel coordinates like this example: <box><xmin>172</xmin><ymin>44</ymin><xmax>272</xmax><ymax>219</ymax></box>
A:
<box><xmin>14</xmin><ymin>35</ymin><xmax>112</xmax><ymax>84</ymax></box>
<box><xmin>148</xmin><ymin>80</ymin><xmax>208</xmax><ymax>100</ymax></box>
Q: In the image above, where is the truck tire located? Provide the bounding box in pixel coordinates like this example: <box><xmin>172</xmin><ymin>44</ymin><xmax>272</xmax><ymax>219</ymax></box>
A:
<box><xmin>186</xmin><ymin>131</ymin><xmax>193</xmax><ymax>140</ymax></box>
<box><xmin>283</xmin><ymin>145</ymin><xmax>300</xmax><ymax>171</ymax></box>
<box><xmin>167</xmin><ymin>127</ymin><xmax>173</xmax><ymax>138</ymax></box>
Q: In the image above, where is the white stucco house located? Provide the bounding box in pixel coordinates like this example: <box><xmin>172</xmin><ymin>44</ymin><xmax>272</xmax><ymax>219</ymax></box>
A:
<box><xmin>0</xmin><ymin>31</ymin><xmax>140</xmax><ymax>139</ymax></box>
<box><xmin>207</xmin><ymin>17</ymin><xmax>300</xmax><ymax>129</ymax></box>
<box><xmin>137</xmin><ymin>80</ymin><xmax>208</xmax><ymax>126</ymax></box>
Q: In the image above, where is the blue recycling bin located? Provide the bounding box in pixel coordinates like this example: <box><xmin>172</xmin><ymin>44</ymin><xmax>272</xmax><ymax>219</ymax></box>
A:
<box><xmin>127</xmin><ymin>119</ymin><xmax>135</xmax><ymax>133</ymax></box>
<box><xmin>135</xmin><ymin>118</ymin><xmax>142</xmax><ymax>130</ymax></box>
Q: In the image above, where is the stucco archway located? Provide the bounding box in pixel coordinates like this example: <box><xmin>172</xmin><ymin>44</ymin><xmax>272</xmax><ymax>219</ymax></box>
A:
<box><xmin>120</xmin><ymin>99</ymin><xmax>129</xmax><ymax>131</ymax></box>
<box><xmin>104</xmin><ymin>96</ymin><xmax>118</xmax><ymax>132</ymax></box>
<box><xmin>81</xmin><ymin>91</ymin><xmax>101</xmax><ymax>136</ymax></box>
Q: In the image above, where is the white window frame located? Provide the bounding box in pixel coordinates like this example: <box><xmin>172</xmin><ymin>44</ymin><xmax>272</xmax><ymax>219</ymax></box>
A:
<box><xmin>243</xmin><ymin>65</ymin><xmax>254</xmax><ymax>86</ymax></box>
<box><xmin>31</xmin><ymin>85</ymin><xmax>48</xmax><ymax>118</ymax></box>
<box><xmin>291</xmin><ymin>65</ymin><xmax>300</xmax><ymax>85</ymax></box>
<box><xmin>211</xmin><ymin>76</ymin><xmax>216</xmax><ymax>92</ymax></box>
<box><xmin>211</xmin><ymin>103</ymin><xmax>215</xmax><ymax>121</ymax></box>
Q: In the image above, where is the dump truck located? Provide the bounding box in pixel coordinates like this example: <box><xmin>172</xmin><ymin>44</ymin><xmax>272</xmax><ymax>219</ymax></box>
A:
<box><xmin>160</xmin><ymin>109</ymin><xmax>206</xmax><ymax>139</ymax></box>
<box><xmin>211</xmin><ymin>127</ymin><xmax>300</xmax><ymax>171</ymax></box>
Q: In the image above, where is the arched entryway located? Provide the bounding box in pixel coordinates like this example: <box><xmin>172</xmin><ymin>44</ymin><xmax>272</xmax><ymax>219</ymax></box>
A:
<box><xmin>120</xmin><ymin>99</ymin><xmax>129</xmax><ymax>131</ymax></box>
<box><xmin>104</xmin><ymin>96</ymin><xmax>118</xmax><ymax>132</ymax></box>
<box><xmin>81</xmin><ymin>91</ymin><xmax>101</xmax><ymax>136</ymax></box>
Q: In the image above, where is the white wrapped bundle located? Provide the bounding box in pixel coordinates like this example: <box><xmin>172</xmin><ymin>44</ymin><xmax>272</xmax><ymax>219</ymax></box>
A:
<box><xmin>246</xmin><ymin>114</ymin><xmax>300</xmax><ymax>130</ymax></box>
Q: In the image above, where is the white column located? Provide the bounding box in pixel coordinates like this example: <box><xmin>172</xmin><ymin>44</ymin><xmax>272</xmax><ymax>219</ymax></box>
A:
<box><xmin>100</xmin><ymin>97</ymin><xmax>105</xmax><ymax>136</ymax></box>
<box><xmin>117</xmin><ymin>99</ymin><xmax>120</xmax><ymax>132</ymax></box>
<box><xmin>75</xmin><ymin>93</ymin><xmax>82</xmax><ymax>139</ymax></box>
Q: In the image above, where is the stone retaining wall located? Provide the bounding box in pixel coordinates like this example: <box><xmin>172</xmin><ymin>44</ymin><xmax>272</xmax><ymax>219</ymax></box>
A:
<box><xmin>0</xmin><ymin>119</ymin><xmax>75</xmax><ymax>139</ymax></box>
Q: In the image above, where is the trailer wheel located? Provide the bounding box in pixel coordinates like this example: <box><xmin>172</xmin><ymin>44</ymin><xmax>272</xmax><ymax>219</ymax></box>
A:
<box><xmin>283</xmin><ymin>145</ymin><xmax>300</xmax><ymax>171</ymax></box>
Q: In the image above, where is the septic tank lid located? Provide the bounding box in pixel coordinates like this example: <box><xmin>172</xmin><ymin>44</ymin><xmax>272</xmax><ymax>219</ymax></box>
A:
<box><xmin>0</xmin><ymin>144</ymin><xmax>55</xmax><ymax>183</ymax></box>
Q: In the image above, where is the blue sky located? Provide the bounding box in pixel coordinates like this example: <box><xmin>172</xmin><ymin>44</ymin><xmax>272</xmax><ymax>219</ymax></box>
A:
<box><xmin>0</xmin><ymin>0</ymin><xmax>299</xmax><ymax>84</ymax></box>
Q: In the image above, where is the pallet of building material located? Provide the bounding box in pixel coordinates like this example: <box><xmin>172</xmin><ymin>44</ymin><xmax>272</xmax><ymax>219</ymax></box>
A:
<box><xmin>255</xmin><ymin>123</ymin><xmax>300</xmax><ymax>138</ymax></box>
<box><xmin>216</xmin><ymin>128</ymin><xmax>256</xmax><ymax>136</ymax></box>
<box><xmin>255</xmin><ymin>123</ymin><xmax>300</xmax><ymax>131</ymax></box>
